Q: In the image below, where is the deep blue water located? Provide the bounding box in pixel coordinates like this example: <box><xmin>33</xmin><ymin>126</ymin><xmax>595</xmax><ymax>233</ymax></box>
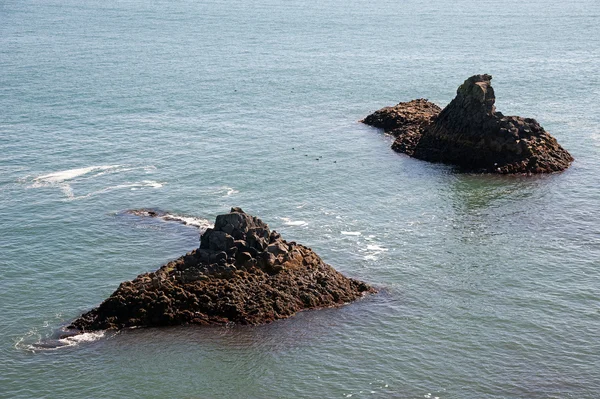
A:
<box><xmin>1</xmin><ymin>0</ymin><xmax>599</xmax><ymax>398</ymax></box>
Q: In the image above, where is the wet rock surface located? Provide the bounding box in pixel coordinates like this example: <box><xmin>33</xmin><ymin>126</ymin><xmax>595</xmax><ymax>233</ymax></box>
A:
<box><xmin>362</xmin><ymin>74</ymin><xmax>573</xmax><ymax>173</ymax></box>
<box><xmin>69</xmin><ymin>208</ymin><xmax>374</xmax><ymax>331</ymax></box>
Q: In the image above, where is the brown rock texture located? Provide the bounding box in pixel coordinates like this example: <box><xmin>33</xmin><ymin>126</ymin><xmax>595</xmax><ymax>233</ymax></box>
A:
<box><xmin>362</xmin><ymin>99</ymin><xmax>442</xmax><ymax>156</ymax></box>
<box><xmin>69</xmin><ymin>208</ymin><xmax>374</xmax><ymax>331</ymax></box>
<box><xmin>362</xmin><ymin>74</ymin><xmax>573</xmax><ymax>173</ymax></box>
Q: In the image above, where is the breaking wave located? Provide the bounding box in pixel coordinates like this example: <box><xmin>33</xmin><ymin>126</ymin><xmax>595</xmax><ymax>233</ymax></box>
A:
<box><xmin>15</xmin><ymin>328</ymin><xmax>106</xmax><ymax>352</ymax></box>
<box><xmin>280</xmin><ymin>217</ymin><xmax>308</xmax><ymax>227</ymax></box>
<box><xmin>126</xmin><ymin>209</ymin><xmax>213</xmax><ymax>233</ymax></box>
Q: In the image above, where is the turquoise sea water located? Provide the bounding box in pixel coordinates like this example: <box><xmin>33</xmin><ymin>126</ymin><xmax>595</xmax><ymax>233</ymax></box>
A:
<box><xmin>1</xmin><ymin>0</ymin><xmax>599</xmax><ymax>397</ymax></box>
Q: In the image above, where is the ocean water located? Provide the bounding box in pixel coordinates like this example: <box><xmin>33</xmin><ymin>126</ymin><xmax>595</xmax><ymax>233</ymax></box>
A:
<box><xmin>1</xmin><ymin>0</ymin><xmax>599</xmax><ymax>397</ymax></box>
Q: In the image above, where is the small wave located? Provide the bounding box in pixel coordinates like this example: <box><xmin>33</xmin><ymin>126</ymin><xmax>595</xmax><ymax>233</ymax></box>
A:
<box><xmin>163</xmin><ymin>213</ymin><xmax>213</xmax><ymax>232</ymax></box>
<box><xmin>15</xmin><ymin>328</ymin><xmax>105</xmax><ymax>352</ymax></box>
<box><xmin>94</xmin><ymin>165</ymin><xmax>156</xmax><ymax>177</ymax></box>
<box><xmin>224</xmin><ymin>187</ymin><xmax>239</xmax><ymax>196</ymax></box>
<box><xmin>280</xmin><ymin>217</ymin><xmax>308</xmax><ymax>226</ymax></box>
<box><xmin>127</xmin><ymin>209</ymin><xmax>213</xmax><ymax>233</ymax></box>
<box><xmin>341</xmin><ymin>231</ymin><xmax>361</xmax><ymax>236</ymax></box>
<box><xmin>208</xmin><ymin>186</ymin><xmax>239</xmax><ymax>197</ymax></box>
<box><xmin>57</xmin><ymin>331</ymin><xmax>105</xmax><ymax>347</ymax></box>
<box><xmin>366</xmin><ymin>244</ymin><xmax>388</xmax><ymax>251</ymax></box>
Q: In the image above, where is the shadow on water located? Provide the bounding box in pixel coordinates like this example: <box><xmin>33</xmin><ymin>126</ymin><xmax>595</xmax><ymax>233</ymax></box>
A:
<box><xmin>445</xmin><ymin>173</ymin><xmax>554</xmax><ymax>212</ymax></box>
<box><xmin>434</xmin><ymin>171</ymin><xmax>572</xmax><ymax>244</ymax></box>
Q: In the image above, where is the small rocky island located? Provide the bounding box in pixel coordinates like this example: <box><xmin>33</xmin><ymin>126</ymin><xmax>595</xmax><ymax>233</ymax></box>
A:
<box><xmin>69</xmin><ymin>208</ymin><xmax>374</xmax><ymax>331</ymax></box>
<box><xmin>362</xmin><ymin>74</ymin><xmax>573</xmax><ymax>173</ymax></box>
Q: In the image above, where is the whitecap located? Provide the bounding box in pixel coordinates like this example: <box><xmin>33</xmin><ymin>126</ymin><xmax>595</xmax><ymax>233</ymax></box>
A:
<box><xmin>280</xmin><ymin>217</ymin><xmax>308</xmax><ymax>226</ymax></box>
<box><xmin>59</xmin><ymin>183</ymin><xmax>75</xmax><ymax>199</ymax></box>
<box><xmin>209</xmin><ymin>186</ymin><xmax>239</xmax><ymax>197</ymax></box>
<box><xmin>15</xmin><ymin>329</ymin><xmax>106</xmax><ymax>352</ymax></box>
<box><xmin>163</xmin><ymin>213</ymin><xmax>213</xmax><ymax>232</ymax></box>
<box><xmin>57</xmin><ymin>331</ymin><xmax>105</xmax><ymax>347</ymax></box>
<box><xmin>286</xmin><ymin>221</ymin><xmax>307</xmax><ymax>226</ymax></box>
<box><xmin>127</xmin><ymin>209</ymin><xmax>214</xmax><ymax>233</ymax></box>
<box><xmin>341</xmin><ymin>231</ymin><xmax>361</xmax><ymax>236</ymax></box>
<box><xmin>141</xmin><ymin>180</ymin><xmax>163</xmax><ymax>188</ymax></box>
<box><xmin>224</xmin><ymin>187</ymin><xmax>239</xmax><ymax>196</ymax></box>
<box><xmin>366</xmin><ymin>244</ymin><xmax>388</xmax><ymax>252</ymax></box>
<box><xmin>33</xmin><ymin>165</ymin><xmax>121</xmax><ymax>184</ymax></box>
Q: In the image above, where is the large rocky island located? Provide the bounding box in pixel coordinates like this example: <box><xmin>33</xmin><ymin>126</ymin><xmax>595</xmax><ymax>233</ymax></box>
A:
<box><xmin>362</xmin><ymin>74</ymin><xmax>573</xmax><ymax>173</ymax></box>
<box><xmin>69</xmin><ymin>208</ymin><xmax>374</xmax><ymax>331</ymax></box>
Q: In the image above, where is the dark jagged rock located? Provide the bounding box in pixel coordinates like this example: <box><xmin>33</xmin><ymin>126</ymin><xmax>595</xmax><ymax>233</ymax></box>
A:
<box><xmin>69</xmin><ymin>208</ymin><xmax>374</xmax><ymax>331</ymax></box>
<box><xmin>362</xmin><ymin>99</ymin><xmax>442</xmax><ymax>156</ymax></box>
<box><xmin>362</xmin><ymin>75</ymin><xmax>573</xmax><ymax>173</ymax></box>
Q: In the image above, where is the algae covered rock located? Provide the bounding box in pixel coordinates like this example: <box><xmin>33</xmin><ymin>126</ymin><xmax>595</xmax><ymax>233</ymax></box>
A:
<box><xmin>69</xmin><ymin>208</ymin><xmax>374</xmax><ymax>331</ymax></box>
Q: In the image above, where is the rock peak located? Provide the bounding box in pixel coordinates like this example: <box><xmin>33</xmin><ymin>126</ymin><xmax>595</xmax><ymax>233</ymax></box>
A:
<box><xmin>454</xmin><ymin>74</ymin><xmax>495</xmax><ymax>114</ymax></box>
<box><xmin>211</xmin><ymin>207</ymin><xmax>268</xmax><ymax>237</ymax></box>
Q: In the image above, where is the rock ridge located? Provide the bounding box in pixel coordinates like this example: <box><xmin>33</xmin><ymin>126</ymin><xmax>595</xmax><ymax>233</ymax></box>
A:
<box><xmin>69</xmin><ymin>207</ymin><xmax>374</xmax><ymax>331</ymax></box>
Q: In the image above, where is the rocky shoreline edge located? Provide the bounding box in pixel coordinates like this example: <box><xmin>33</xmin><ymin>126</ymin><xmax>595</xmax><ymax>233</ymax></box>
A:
<box><xmin>362</xmin><ymin>74</ymin><xmax>573</xmax><ymax>174</ymax></box>
<box><xmin>68</xmin><ymin>208</ymin><xmax>374</xmax><ymax>332</ymax></box>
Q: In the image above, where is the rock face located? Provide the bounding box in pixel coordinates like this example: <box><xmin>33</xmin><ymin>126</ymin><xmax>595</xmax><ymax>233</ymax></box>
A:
<box><xmin>362</xmin><ymin>75</ymin><xmax>573</xmax><ymax>173</ymax></box>
<box><xmin>69</xmin><ymin>208</ymin><xmax>374</xmax><ymax>331</ymax></box>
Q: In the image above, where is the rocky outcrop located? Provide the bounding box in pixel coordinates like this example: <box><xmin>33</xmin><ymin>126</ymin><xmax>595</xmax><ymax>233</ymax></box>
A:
<box><xmin>69</xmin><ymin>208</ymin><xmax>374</xmax><ymax>331</ymax></box>
<box><xmin>362</xmin><ymin>99</ymin><xmax>442</xmax><ymax>156</ymax></box>
<box><xmin>362</xmin><ymin>75</ymin><xmax>573</xmax><ymax>173</ymax></box>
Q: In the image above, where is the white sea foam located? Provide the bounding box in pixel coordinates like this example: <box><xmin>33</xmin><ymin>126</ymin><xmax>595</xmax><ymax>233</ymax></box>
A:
<box><xmin>68</xmin><ymin>181</ymin><xmax>164</xmax><ymax>200</ymax></box>
<box><xmin>280</xmin><ymin>217</ymin><xmax>308</xmax><ymax>226</ymax></box>
<box><xmin>15</xmin><ymin>328</ymin><xmax>106</xmax><ymax>352</ymax></box>
<box><xmin>127</xmin><ymin>209</ymin><xmax>214</xmax><ymax>233</ymax></box>
<box><xmin>94</xmin><ymin>165</ymin><xmax>156</xmax><ymax>177</ymax></box>
<box><xmin>341</xmin><ymin>231</ymin><xmax>361</xmax><ymax>236</ymax></box>
<box><xmin>57</xmin><ymin>331</ymin><xmax>105</xmax><ymax>347</ymax></box>
<box><xmin>163</xmin><ymin>213</ymin><xmax>213</xmax><ymax>232</ymax></box>
<box><xmin>366</xmin><ymin>244</ymin><xmax>388</xmax><ymax>251</ymax></box>
<box><xmin>59</xmin><ymin>183</ymin><xmax>75</xmax><ymax>199</ymax></box>
<box><xmin>34</xmin><ymin>165</ymin><xmax>121</xmax><ymax>183</ymax></box>
<box><xmin>224</xmin><ymin>187</ymin><xmax>239</xmax><ymax>196</ymax></box>
<box><xmin>29</xmin><ymin>165</ymin><xmax>161</xmax><ymax>200</ymax></box>
<box><xmin>209</xmin><ymin>186</ymin><xmax>239</xmax><ymax>197</ymax></box>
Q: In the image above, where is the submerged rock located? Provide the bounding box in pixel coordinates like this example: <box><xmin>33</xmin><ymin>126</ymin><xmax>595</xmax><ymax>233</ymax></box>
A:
<box><xmin>362</xmin><ymin>74</ymin><xmax>573</xmax><ymax>173</ymax></box>
<box><xmin>69</xmin><ymin>208</ymin><xmax>374</xmax><ymax>331</ymax></box>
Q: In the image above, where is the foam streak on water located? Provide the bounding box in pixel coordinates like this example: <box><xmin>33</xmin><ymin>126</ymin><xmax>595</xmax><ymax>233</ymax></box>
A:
<box><xmin>162</xmin><ymin>213</ymin><xmax>213</xmax><ymax>232</ymax></box>
<box><xmin>34</xmin><ymin>165</ymin><xmax>122</xmax><ymax>184</ymax></box>
<box><xmin>27</xmin><ymin>165</ymin><xmax>162</xmax><ymax>199</ymax></box>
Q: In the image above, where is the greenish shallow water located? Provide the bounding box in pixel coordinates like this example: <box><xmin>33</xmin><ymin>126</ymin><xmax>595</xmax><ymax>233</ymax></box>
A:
<box><xmin>1</xmin><ymin>0</ymin><xmax>599</xmax><ymax>398</ymax></box>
